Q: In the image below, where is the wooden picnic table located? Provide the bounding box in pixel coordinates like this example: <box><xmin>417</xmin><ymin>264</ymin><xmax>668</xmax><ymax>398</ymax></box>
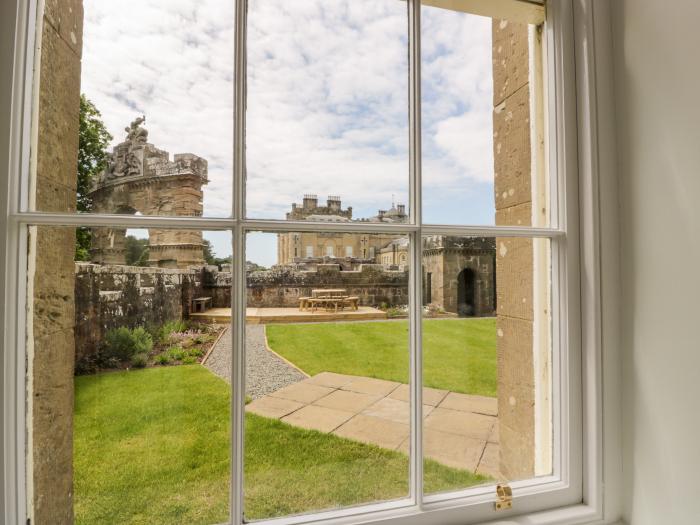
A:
<box><xmin>300</xmin><ymin>289</ymin><xmax>359</xmax><ymax>312</ymax></box>
<box><xmin>311</xmin><ymin>288</ymin><xmax>347</xmax><ymax>298</ymax></box>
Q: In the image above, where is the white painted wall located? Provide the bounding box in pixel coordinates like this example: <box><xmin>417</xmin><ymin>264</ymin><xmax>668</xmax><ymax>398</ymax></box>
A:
<box><xmin>612</xmin><ymin>1</ymin><xmax>700</xmax><ymax>524</ymax></box>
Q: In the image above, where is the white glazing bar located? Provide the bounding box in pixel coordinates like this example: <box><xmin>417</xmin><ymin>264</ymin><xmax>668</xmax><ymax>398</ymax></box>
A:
<box><xmin>8</xmin><ymin>212</ymin><xmax>566</xmax><ymax>239</ymax></box>
<box><xmin>234</xmin><ymin>0</ymin><xmax>246</xmax><ymax>221</ymax></box>
<box><xmin>232</xmin><ymin>0</ymin><xmax>247</xmax><ymax>523</ymax></box>
<box><xmin>407</xmin><ymin>0</ymin><xmax>423</xmax><ymax>507</ymax></box>
<box><xmin>231</xmin><ymin>225</ymin><xmax>246</xmax><ymax>525</ymax></box>
<box><xmin>242</xmin><ymin>219</ymin><xmax>418</xmax><ymax>234</ymax></box>
<box><xmin>422</xmin><ymin>224</ymin><xmax>565</xmax><ymax>238</ymax></box>
<box><xmin>10</xmin><ymin>212</ymin><xmax>238</xmax><ymax>229</ymax></box>
<box><xmin>3</xmin><ymin>222</ymin><xmax>28</xmax><ymax>524</ymax></box>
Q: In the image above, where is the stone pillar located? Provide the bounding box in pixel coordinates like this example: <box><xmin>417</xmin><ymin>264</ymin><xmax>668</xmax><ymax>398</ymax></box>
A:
<box><xmin>90</xmin><ymin>227</ymin><xmax>128</xmax><ymax>265</ymax></box>
<box><xmin>148</xmin><ymin>227</ymin><xmax>205</xmax><ymax>269</ymax></box>
<box><xmin>492</xmin><ymin>18</ymin><xmax>536</xmax><ymax>480</ymax></box>
<box><xmin>28</xmin><ymin>1</ymin><xmax>83</xmax><ymax>523</ymax></box>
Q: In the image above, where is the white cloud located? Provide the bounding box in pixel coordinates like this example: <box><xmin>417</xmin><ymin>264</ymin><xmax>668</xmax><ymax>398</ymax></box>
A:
<box><xmin>421</xmin><ymin>7</ymin><xmax>495</xmax><ymax>208</ymax></box>
<box><xmin>82</xmin><ymin>0</ymin><xmax>234</xmax><ymax>218</ymax></box>
<box><xmin>82</xmin><ymin>0</ymin><xmax>495</xmax><ymax>230</ymax></box>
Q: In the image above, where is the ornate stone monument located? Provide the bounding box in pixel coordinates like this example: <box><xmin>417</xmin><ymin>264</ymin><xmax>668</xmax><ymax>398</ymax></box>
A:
<box><xmin>88</xmin><ymin>117</ymin><xmax>208</xmax><ymax>268</ymax></box>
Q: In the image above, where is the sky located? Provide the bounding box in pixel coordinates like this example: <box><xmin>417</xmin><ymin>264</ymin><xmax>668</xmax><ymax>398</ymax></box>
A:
<box><xmin>82</xmin><ymin>0</ymin><xmax>494</xmax><ymax>268</ymax></box>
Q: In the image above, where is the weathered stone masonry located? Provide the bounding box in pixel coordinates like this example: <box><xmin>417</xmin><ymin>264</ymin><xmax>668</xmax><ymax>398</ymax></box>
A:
<box><xmin>73</xmin><ymin>263</ymin><xmax>410</xmax><ymax>369</ymax></box>
<box><xmin>74</xmin><ymin>263</ymin><xmax>205</xmax><ymax>370</ymax></box>
<box><xmin>492</xmin><ymin>18</ymin><xmax>543</xmax><ymax>479</ymax></box>
<box><xmin>246</xmin><ymin>264</ymin><xmax>408</xmax><ymax>308</ymax></box>
<box><xmin>88</xmin><ymin>120</ymin><xmax>208</xmax><ymax>269</ymax></box>
<box><xmin>29</xmin><ymin>0</ymin><xmax>84</xmax><ymax>522</ymax></box>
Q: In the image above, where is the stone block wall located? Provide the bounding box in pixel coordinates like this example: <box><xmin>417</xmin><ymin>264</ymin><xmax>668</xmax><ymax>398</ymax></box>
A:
<box><xmin>28</xmin><ymin>0</ymin><xmax>84</xmax><ymax>522</ymax></box>
<box><xmin>74</xmin><ymin>264</ymin><xmax>204</xmax><ymax>369</ymax></box>
<box><xmin>237</xmin><ymin>264</ymin><xmax>409</xmax><ymax>308</ymax></box>
<box><xmin>493</xmin><ymin>19</ymin><xmax>538</xmax><ymax>480</ymax></box>
<box><xmin>421</xmin><ymin>237</ymin><xmax>496</xmax><ymax>317</ymax></box>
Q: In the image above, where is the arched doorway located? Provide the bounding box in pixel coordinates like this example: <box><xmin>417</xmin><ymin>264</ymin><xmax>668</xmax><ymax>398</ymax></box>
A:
<box><xmin>457</xmin><ymin>268</ymin><xmax>476</xmax><ymax>317</ymax></box>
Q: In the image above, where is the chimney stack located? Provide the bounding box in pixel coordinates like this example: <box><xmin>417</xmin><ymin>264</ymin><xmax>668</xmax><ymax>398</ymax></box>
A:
<box><xmin>303</xmin><ymin>194</ymin><xmax>318</xmax><ymax>210</ymax></box>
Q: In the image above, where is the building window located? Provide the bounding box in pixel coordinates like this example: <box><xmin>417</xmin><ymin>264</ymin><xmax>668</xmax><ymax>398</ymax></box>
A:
<box><xmin>0</xmin><ymin>0</ymin><xmax>604</xmax><ymax>524</ymax></box>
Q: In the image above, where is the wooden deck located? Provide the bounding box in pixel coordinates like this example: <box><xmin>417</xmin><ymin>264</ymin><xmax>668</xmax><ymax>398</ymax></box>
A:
<box><xmin>190</xmin><ymin>306</ymin><xmax>388</xmax><ymax>324</ymax></box>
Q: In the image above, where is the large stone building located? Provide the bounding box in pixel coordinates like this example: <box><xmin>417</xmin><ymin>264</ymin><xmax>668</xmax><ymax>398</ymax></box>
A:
<box><xmin>277</xmin><ymin>194</ymin><xmax>408</xmax><ymax>265</ymax></box>
<box><xmin>88</xmin><ymin>118</ymin><xmax>208</xmax><ymax>268</ymax></box>
<box><xmin>278</xmin><ymin>195</ymin><xmax>496</xmax><ymax>316</ymax></box>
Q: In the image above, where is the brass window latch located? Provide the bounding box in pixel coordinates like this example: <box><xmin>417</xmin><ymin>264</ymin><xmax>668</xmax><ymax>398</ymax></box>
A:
<box><xmin>494</xmin><ymin>484</ymin><xmax>513</xmax><ymax>510</ymax></box>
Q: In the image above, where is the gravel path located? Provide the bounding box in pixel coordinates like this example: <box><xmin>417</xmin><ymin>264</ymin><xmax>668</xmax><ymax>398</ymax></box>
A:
<box><xmin>204</xmin><ymin>324</ymin><xmax>307</xmax><ymax>399</ymax></box>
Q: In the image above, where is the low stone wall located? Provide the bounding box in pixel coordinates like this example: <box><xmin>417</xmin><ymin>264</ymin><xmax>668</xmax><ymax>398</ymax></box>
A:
<box><xmin>248</xmin><ymin>264</ymin><xmax>408</xmax><ymax>307</ymax></box>
<box><xmin>74</xmin><ymin>262</ymin><xmax>408</xmax><ymax>370</ymax></box>
<box><xmin>204</xmin><ymin>264</ymin><xmax>409</xmax><ymax>308</ymax></box>
<box><xmin>74</xmin><ymin>263</ymin><xmax>204</xmax><ymax>368</ymax></box>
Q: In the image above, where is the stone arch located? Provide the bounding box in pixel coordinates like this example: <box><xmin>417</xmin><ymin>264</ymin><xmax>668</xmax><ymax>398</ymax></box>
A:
<box><xmin>88</xmin><ymin>118</ymin><xmax>208</xmax><ymax>268</ymax></box>
<box><xmin>457</xmin><ymin>267</ymin><xmax>477</xmax><ymax>317</ymax></box>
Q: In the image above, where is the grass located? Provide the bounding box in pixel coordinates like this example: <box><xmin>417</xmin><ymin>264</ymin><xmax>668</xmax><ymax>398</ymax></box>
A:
<box><xmin>267</xmin><ymin>318</ymin><xmax>497</xmax><ymax>397</ymax></box>
<box><xmin>74</xmin><ymin>365</ymin><xmax>488</xmax><ymax>524</ymax></box>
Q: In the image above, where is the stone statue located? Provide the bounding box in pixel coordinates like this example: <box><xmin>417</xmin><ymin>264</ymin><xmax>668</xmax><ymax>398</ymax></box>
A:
<box><xmin>102</xmin><ymin>152</ymin><xmax>117</xmax><ymax>181</ymax></box>
<box><xmin>125</xmin><ymin>151</ymin><xmax>140</xmax><ymax>176</ymax></box>
<box><xmin>125</xmin><ymin>115</ymin><xmax>148</xmax><ymax>145</ymax></box>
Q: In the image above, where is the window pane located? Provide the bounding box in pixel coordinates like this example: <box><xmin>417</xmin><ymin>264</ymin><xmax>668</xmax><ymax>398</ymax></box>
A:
<box><xmin>421</xmin><ymin>235</ymin><xmax>552</xmax><ymax>496</ymax></box>
<box><xmin>34</xmin><ymin>0</ymin><xmax>234</xmax><ymax>217</ymax></box>
<box><xmin>421</xmin><ymin>4</ymin><xmax>549</xmax><ymax>227</ymax></box>
<box><xmin>246</xmin><ymin>0</ymin><xmax>409</xmax><ymax>221</ymax></box>
<box><xmin>243</xmin><ymin>230</ymin><xmax>416</xmax><ymax>520</ymax></box>
<box><xmin>27</xmin><ymin>225</ymin><xmax>232</xmax><ymax>524</ymax></box>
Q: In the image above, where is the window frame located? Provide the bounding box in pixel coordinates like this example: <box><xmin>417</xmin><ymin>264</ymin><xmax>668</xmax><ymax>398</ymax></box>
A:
<box><xmin>0</xmin><ymin>0</ymin><xmax>618</xmax><ymax>524</ymax></box>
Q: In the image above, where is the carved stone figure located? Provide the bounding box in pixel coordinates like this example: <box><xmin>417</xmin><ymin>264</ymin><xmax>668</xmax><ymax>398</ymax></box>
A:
<box><xmin>125</xmin><ymin>116</ymin><xmax>148</xmax><ymax>145</ymax></box>
<box><xmin>89</xmin><ymin>119</ymin><xmax>208</xmax><ymax>269</ymax></box>
<box><xmin>125</xmin><ymin>151</ymin><xmax>140</xmax><ymax>176</ymax></box>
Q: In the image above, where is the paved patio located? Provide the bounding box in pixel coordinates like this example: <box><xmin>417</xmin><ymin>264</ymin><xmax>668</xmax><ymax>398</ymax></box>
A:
<box><xmin>246</xmin><ymin>372</ymin><xmax>500</xmax><ymax>478</ymax></box>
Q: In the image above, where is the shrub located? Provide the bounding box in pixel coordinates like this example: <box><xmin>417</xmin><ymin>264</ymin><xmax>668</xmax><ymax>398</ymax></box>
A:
<box><xmin>155</xmin><ymin>354</ymin><xmax>171</xmax><ymax>365</ymax></box>
<box><xmin>165</xmin><ymin>347</ymin><xmax>185</xmax><ymax>361</ymax></box>
<box><xmin>151</xmin><ymin>320</ymin><xmax>189</xmax><ymax>344</ymax></box>
<box><xmin>182</xmin><ymin>356</ymin><xmax>197</xmax><ymax>365</ymax></box>
<box><xmin>131</xmin><ymin>353</ymin><xmax>148</xmax><ymax>368</ymax></box>
<box><xmin>194</xmin><ymin>333</ymin><xmax>214</xmax><ymax>345</ymax></box>
<box><xmin>179</xmin><ymin>336</ymin><xmax>195</xmax><ymax>348</ymax></box>
<box><xmin>103</xmin><ymin>327</ymin><xmax>153</xmax><ymax>363</ymax></box>
<box><xmin>187</xmin><ymin>347</ymin><xmax>204</xmax><ymax>358</ymax></box>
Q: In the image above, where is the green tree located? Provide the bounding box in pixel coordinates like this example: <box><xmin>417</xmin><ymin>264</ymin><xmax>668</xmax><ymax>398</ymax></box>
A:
<box><xmin>124</xmin><ymin>236</ymin><xmax>149</xmax><ymax>266</ymax></box>
<box><xmin>203</xmin><ymin>239</ymin><xmax>233</xmax><ymax>267</ymax></box>
<box><xmin>75</xmin><ymin>95</ymin><xmax>112</xmax><ymax>260</ymax></box>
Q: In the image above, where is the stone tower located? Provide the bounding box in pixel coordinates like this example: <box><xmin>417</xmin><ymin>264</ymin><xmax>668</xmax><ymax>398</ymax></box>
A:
<box><xmin>88</xmin><ymin>117</ymin><xmax>208</xmax><ymax>268</ymax></box>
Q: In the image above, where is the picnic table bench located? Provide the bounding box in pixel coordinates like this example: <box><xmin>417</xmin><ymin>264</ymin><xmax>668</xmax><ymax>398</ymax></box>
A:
<box><xmin>191</xmin><ymin>296</ymin><xmax>212</xmax><ymax>313</ymax></box>
<box><xmin>298</xmin><ymin>289</ymin><xmax>360</xmax><ymax>313</ymax></box>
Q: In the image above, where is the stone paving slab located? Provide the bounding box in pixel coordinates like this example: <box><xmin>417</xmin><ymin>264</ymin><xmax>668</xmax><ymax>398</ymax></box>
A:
<box><xmin>406</xmin><ymin>429</ymin><xmax>486</xmax><ymax>472</ymax></box>
<box><xmin>388</xmin><ymin>384</ymin><xmax>449</xmax><ymax>407</ymax></box>
<box><xmin>269</xmin><ymin>382</ymin><xmax>335</xmax><ymax>404</ymax></box>
<box><xmin>314</xmin><ymin>389</ymin><xmax>381</xmax><ymax>412</ymax></box>
<box><xmin>361</xmin><ymin>397</ymin><xmax>434</xmax><ymax>425</ymax></box>
<box><xmin>424</xmin><ymin>407</ymin><xmax>495</xmax><ymax>441</ymax></box>
<box><xmin>334</xmin><ymin>414</ymin><xmax>409</xmax><ymax>450</ymax></box>
<box><xmin>304</xmin><ymin>371</ymin><xmax>356</xmax><ymax>389</ymax></box>
<box><xmin>246</xmin><ymin>396</ymin><xmax>305</xmax><ymax>419</ymax></box>
<box><xmin>343</xmin><ymin>376</ymin><xmax>401</xmax><ymax>396</ymax></box>
<box><xmin>439</xmin><ymin>392</ymin><xmax>498</xmax><ymax>416</ymax></box>
<box><xmin>247</xmin><ymin>371</ymin><xmax>501</xmax><ymax>477</ymax></box>
<box><xmin>476</xmin><ymin>442</ymin><xmax>500</xmax><ymax>478</ymax></box>
<box><xmin>281</xmin><ymin>405</ymin><xmax>354</xmax><ymax>433</ymax></box>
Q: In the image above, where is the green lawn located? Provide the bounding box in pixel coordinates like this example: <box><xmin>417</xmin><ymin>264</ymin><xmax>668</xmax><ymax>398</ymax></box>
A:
<box><xmin>267</xmin><ymin>318</ymin><xmax>497</xmax><ymax>397</ymax></box>
<box><xmin>74</xmin><ymin>365</ymin><xmax>488</xmax><ymax>524</ymax></box>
